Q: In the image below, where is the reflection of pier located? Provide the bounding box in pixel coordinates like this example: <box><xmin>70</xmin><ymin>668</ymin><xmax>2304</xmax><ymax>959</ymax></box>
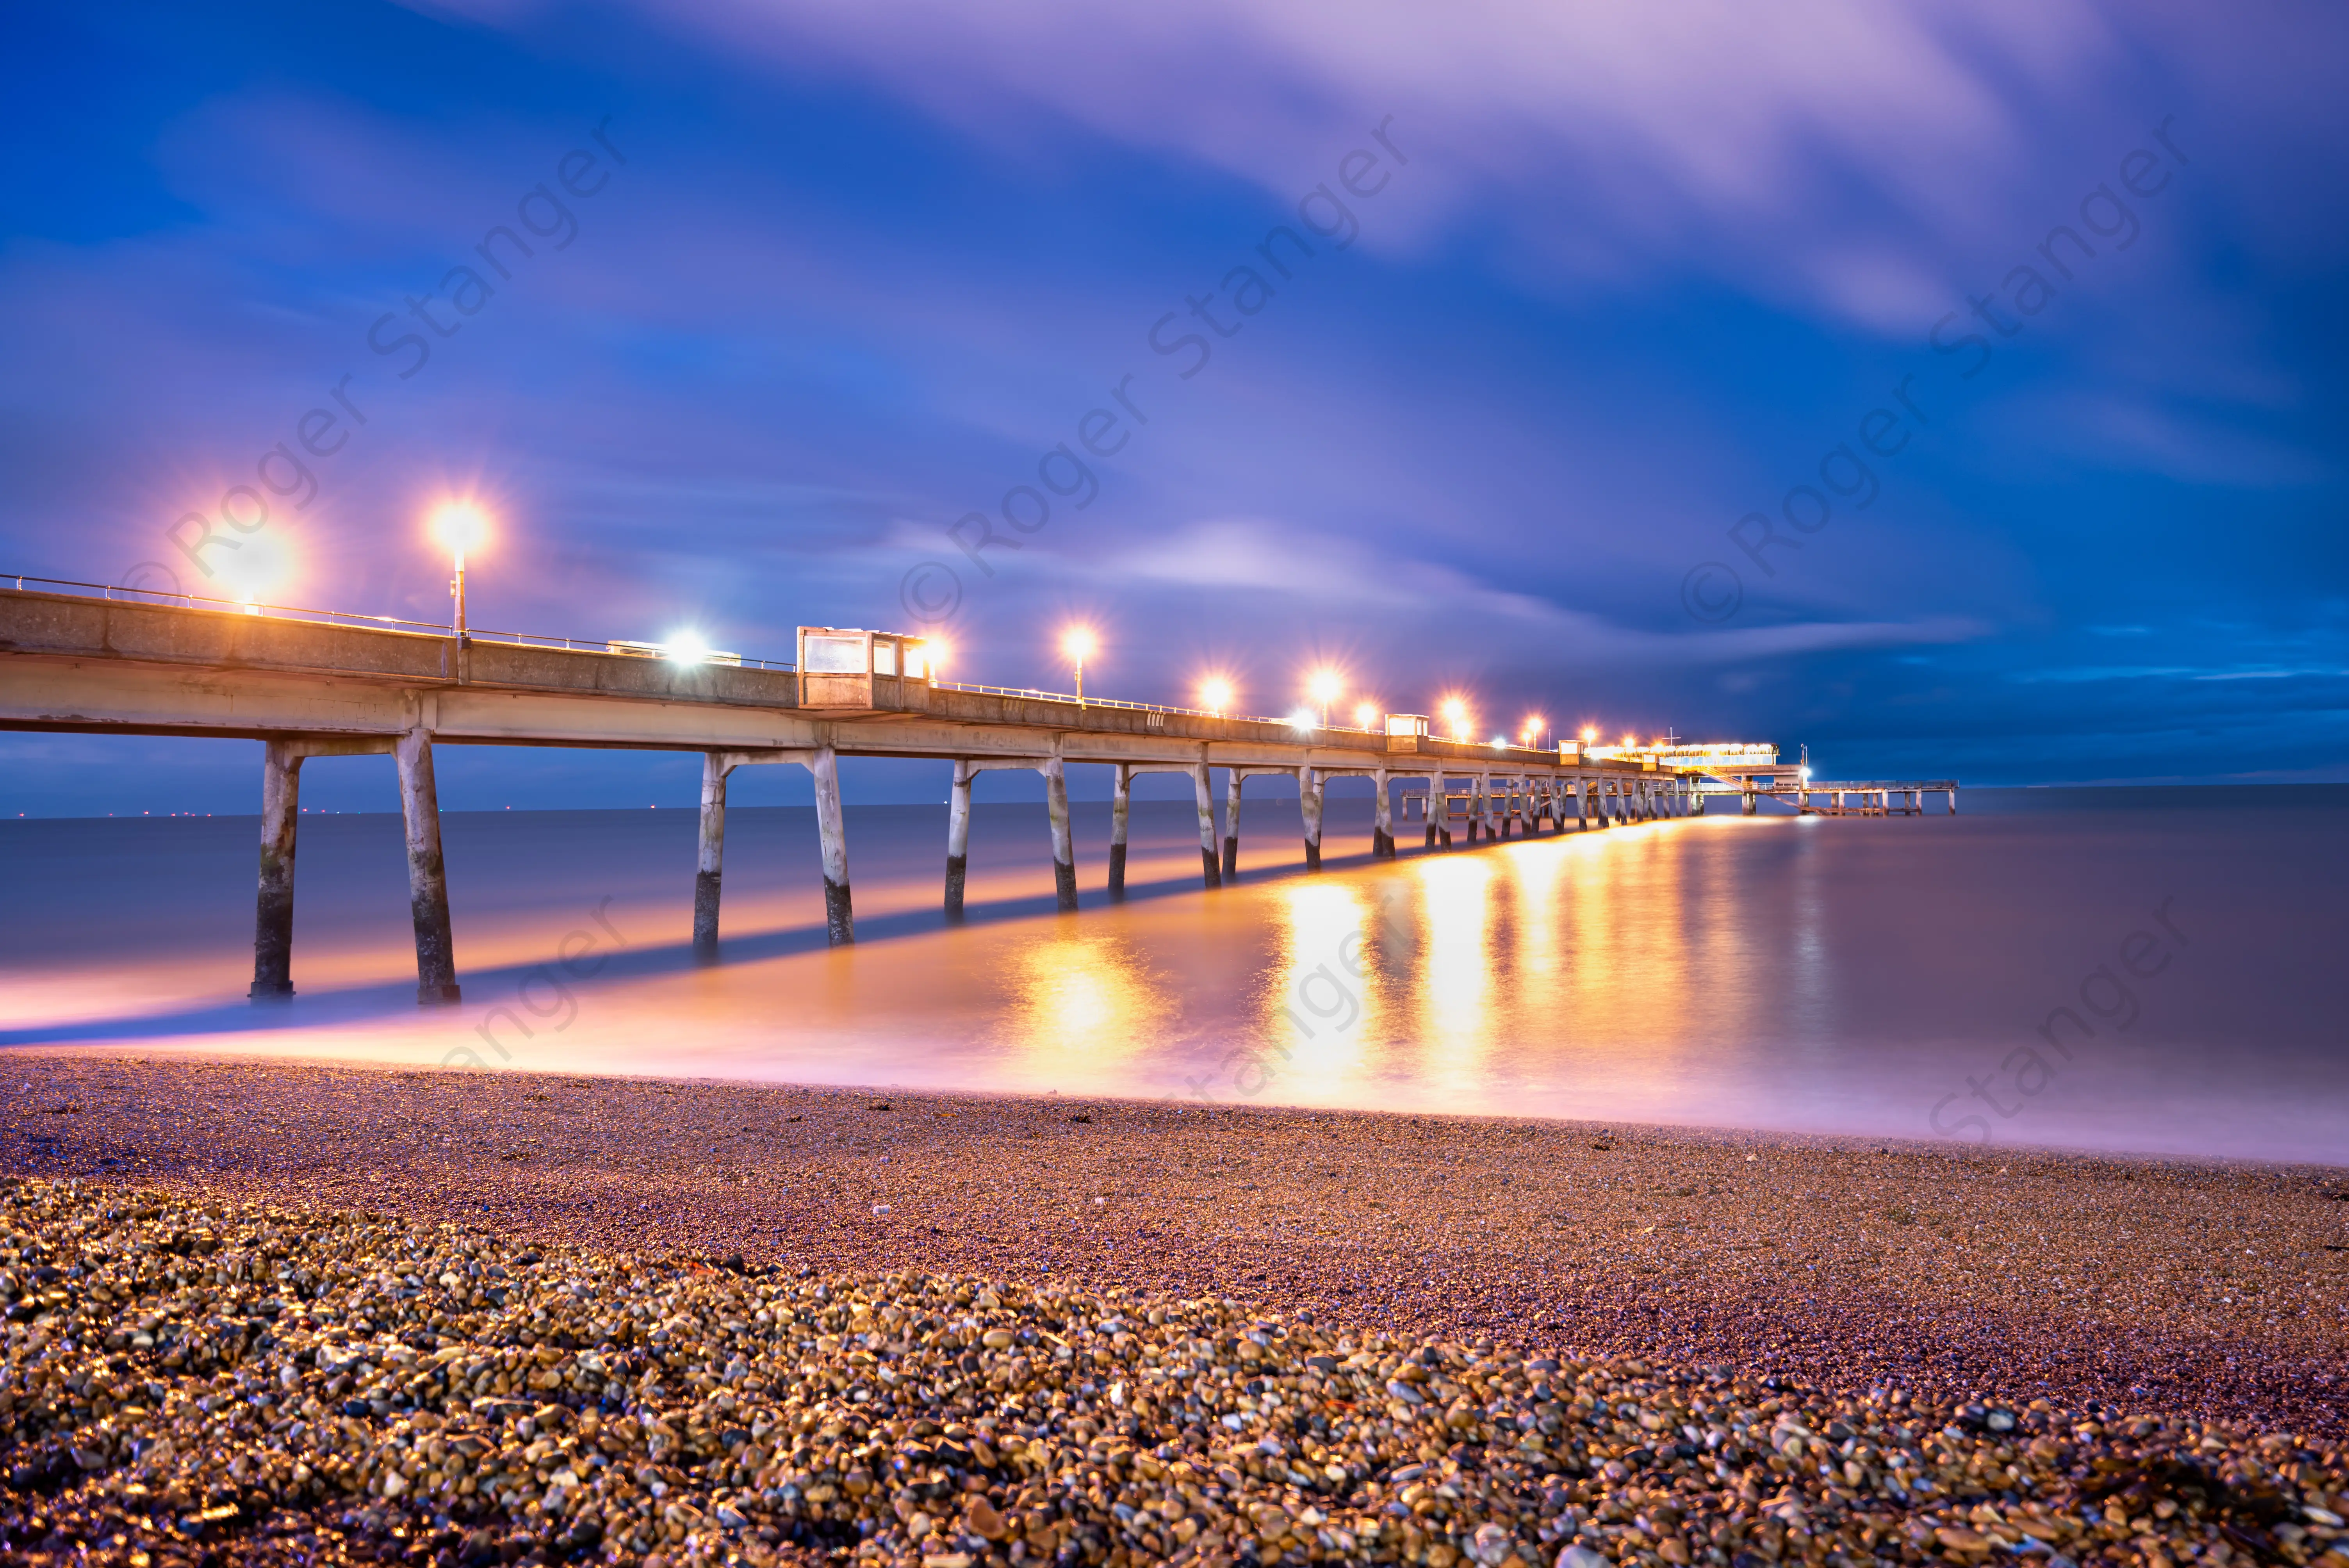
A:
<box><xmin>0</xmin><ymin>580</ymin><xmax>1953</xmax><ymax>1004</ymax></box>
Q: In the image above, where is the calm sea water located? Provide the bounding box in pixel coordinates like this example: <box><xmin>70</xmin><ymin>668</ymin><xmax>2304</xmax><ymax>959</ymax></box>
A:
<box><xmin>3</xmin><ymin>787</ymin><xmax>2343</xmax><ymax>1164</ymax></box>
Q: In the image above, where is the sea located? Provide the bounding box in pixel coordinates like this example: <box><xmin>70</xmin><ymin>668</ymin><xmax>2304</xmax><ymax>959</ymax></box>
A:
<box><xmin>4</xmin><ymin>786</ymin><xmax>2343</xmax><ymax>1165</ymax></box>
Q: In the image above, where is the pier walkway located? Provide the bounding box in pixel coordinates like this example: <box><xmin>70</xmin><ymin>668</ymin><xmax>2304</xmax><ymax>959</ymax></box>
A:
<box><xmin>0</xmin><ymin>581</ymin><xmax>1955</xmax><ymax>1003</ymax></box>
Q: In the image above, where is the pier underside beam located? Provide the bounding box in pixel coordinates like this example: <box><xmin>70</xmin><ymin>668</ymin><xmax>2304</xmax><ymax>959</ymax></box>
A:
<box><xmin>945</xmin><ymin>759</ymin><xmax>975</xmax><ymax>916</ymax></box>
<box><xmin>394</xmin><ymin>727</ymin><xmax>462</xmax><ymax>1006</ymax></box>
<box><xmin>694</xmin><ymin>753</ymin><xmax>732</xmax><ymax>955</ymax></box>
<box><xmin>1043</xmin><ymin>755</ymin><xmax>1077</xmax><ymax>912</ymax></box>
<box><xmin>249</xmin><ymin>735</ymin><xmax>395</xmax><ymax>1003</ymax></box>
<box><xmin>810</xmin><ymin>744</ymin><xmax>854</xmax><ymax>944</ymax></box>
<box><xmin>1191</xmin><ymin>764</ymin><xmax>1222</xmax><ymax>887</ymax></box>
<box><xmin>1109</xmin><ymin>763</ymin><xmax>1132</xmax><ymax>896</ymax></box>
<box><xmin>685</xmin><ymin>748</ymin><xmax>814</xmax><ymax>950</ymax></box>
<box><xmin>1299</xmin><ymin>766</ymin><xmax>1323</xmax><ymax>870</ymax></box>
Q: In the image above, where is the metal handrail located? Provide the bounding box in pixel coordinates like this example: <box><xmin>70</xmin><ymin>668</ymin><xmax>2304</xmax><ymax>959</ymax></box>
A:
<box><xmin>0</xmin><ymin>573</ymin><xmax>797</xmax><ymax>672</ymax></box>
<box><xmin>932</xmin><ymin>681</ymin><xmax>1401</xmax><ymax>735</ymax></box>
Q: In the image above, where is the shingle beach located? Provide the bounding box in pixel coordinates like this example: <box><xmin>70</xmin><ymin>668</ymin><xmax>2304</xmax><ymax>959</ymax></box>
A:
<box><xmin>3</xmin><ymin>1055</ymin><xmax>2345</xmax><ymax>1567</ymax></box>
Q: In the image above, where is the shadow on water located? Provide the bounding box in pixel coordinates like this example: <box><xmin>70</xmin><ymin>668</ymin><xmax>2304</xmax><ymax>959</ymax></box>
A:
<box><xmin>0</xmin><ymin>826</ymin><xmax>1421</xmax><ymax>1048</ymax></box>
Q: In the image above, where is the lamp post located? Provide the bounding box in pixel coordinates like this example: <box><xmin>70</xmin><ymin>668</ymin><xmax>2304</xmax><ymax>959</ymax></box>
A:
<box><xmin>1200</xmin><ymin>677</ymin><xmax>1233</xmax><ymax>717</ymax></box>
<box><xmin>1063</xmin><ymin>627</ymin><xmax>1096</xmax><ymax>707</ymax></box>
<box><xmin>430</xmin><ymin>503</ymin><xmax>490</xmax><ymax>641</ymax></box>
<box><xmin>1308</xmin><ymin>669</ymin><xmax>1341</xmax><ymax>729</ymax></box>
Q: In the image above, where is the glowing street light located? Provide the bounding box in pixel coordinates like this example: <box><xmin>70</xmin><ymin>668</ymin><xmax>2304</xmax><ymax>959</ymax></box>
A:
<box><xmin>1621</xmin><ymin>734</ymin><xmax>1636</xmax><ymax>748</ymax></box>
<box><xmin>1352</xmin><ymin>700</ymin><xmax>1379</xmax><ymax>730</ymax></box>
<box><xmin>1199</xmin><ymin>676</ymin><xmax>1233</xmax><ymax>717</ymax></box>
<box><xmin>665</xmin><ymin>631</ymin><xmax>713</xmax><ymax>665</ymax></box>
<box><xmin>1580</xmin><ymin>725</ymin><xmax>1597</xmax><ymax>745</ymax></box>
<box><xmin>1307</xmin><ymin>668</ymin><xmax>1342</xmax><ymax>727</ymax></box>
<box><xmin>1062</xmin><ymin>626</ymin><xmax>1096</xmax><ymax>706</ymax></box>
<box><xmin>1440</xmin><ymin>696</ymin><xmax>1471</xmax><ymax>740</ymax></box>
<box><xmin>1521</xmin><ymin>714</ymin><xmax>1546</xmax><ymax>745</ymax></box>
<box><xmin>216</xmin><ymin>529</ymin><xmax>294</xmax><ymax>615</ymax></box>
<box><xmin>429</xmin><ymin>502</ymin><xmax>491</xmax><ymax>640</ymax></box>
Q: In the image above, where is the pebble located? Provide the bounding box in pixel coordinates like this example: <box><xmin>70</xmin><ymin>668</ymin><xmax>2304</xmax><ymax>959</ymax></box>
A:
<box><xmin>4</xmin><ymin>1178</ymin><xmax>2347</xmax><ymax>1568</ymax></box>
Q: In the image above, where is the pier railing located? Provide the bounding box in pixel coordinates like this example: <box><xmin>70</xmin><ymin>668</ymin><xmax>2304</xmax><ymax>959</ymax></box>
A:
<box><xmin>0</xmin><ymin>574</ymin><xmax>801</xmax><ymax>672</ymax></box>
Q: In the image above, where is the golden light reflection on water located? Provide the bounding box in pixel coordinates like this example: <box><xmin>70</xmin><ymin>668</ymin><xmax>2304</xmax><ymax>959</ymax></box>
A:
<box><xmin>1258</xmin><ymin>882</ymin><xmax>1388</xmax><ymax>1096</ymax></box>
<box><xmin>1414</xmin><ymin>854</ymin><xmax>1494</xmax><ymax>1092</ymax></box>
<box><xmin>1511</xmin><ymin>835</ymin><xmax>1565</xmax><ymax>984</ymax></box>
<box><xmin>990</xmin><ymin>928</ymin><xmax>1172</xmax><ymax>1085</ymax></box>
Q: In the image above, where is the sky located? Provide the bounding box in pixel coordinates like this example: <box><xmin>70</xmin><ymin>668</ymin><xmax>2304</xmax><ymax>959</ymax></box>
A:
<box><xmin>2</xmin><ymin>0</ymin><xmax>2346</xmax><ymax>815</ymax></box>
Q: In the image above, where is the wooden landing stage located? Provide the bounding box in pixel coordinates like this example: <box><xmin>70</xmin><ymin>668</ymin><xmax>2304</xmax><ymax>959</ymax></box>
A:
<box><xmin>0</xmin><ymin>582</ymin><xmax>1953</xmax><ymax>1005</ymax></box>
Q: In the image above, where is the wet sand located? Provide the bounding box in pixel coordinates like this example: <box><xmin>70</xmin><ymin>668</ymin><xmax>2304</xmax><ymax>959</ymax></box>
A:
<box><xmin>8</xmin><ymin>1054</ymin><xmax>2344</xmax><ymax>1445</ymax></box>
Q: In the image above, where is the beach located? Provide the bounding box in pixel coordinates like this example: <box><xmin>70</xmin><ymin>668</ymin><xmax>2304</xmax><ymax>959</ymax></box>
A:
<box><xmin>7</xmin><ymin>1054</ymin><xmax>2343</xmax><ymax>1438</ymax></box>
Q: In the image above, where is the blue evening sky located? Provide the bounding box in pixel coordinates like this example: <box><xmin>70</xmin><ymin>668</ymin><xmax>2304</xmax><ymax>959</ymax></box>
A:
<box><xmin>2</xmin><ymin>0</ymin><xmax>2345</xmax><ymax>814</ymax></box>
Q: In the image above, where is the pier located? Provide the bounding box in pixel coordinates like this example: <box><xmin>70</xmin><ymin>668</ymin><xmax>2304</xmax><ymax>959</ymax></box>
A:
<box><xmin>0</xmin><ymin>579</ymin><xmax>1956</xmax><ymax>1003</ymax></box>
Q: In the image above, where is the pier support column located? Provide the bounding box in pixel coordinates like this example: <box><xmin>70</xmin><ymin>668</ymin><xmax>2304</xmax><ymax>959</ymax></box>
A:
<box><xmin>1741</xmin><ymin>781</ymin><xmax>1758</xmax><ymax>816</ymax></box>
<box><xmin>693</xmin><ymin>752</ymin><xmax>734</xmax><ymax>956</ymax></box>
<box><xmin>1373</xmin><ymin>768</ymin><xmax>1394</xmax><ymax>858</ymax></box>
<box><xmin>1043</xmin><ymin>755</ymin><xmax>1078</xmax><ymax>911</ymax></box>
<box><xmin>1299</xmin><ymin>766</ymin><xmax>1324</xmax><ymax>870</ymax></box>
<box><xmin>945</xmin><ymin>759</ymin><xmax>975</xmax><ymax>917</ymax></box>
<box><xmin>1948</xmin><ymin>788</ymin><xmax>1958</xmax><ymax>815</ymax></box>
<box><xmin>1191</xmin><ymin>763</ymin><xmax>1223</xmax><ymax>887</ymax></box>
<box><xmin>1428</xmin><ymin>767</ymin><xmax>1447</xmax><ymax>848</ymax></box>
<box><xmin>1109</xmin><ymin>764</ymin><xmax>1132</xmax><ymax>897</ymax></box>
<box><xmin>394</xmin><ymin>726</ymin><xmax>462</xmax><ymax>1006</ymax></box>
<box><xmin>1222</xmin><ymin>770</ymin><xmax>1244</xmax><ymax>880</ymax></box>
<box><xmin>250</xmin><ymin>740</ymin><xmax>304</xmax><ymax>1001</ymax></box>
<box><xmin>810</xmin><ymin>744</ymin><xmax>854</xmax><ymax>944</ymax></box>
